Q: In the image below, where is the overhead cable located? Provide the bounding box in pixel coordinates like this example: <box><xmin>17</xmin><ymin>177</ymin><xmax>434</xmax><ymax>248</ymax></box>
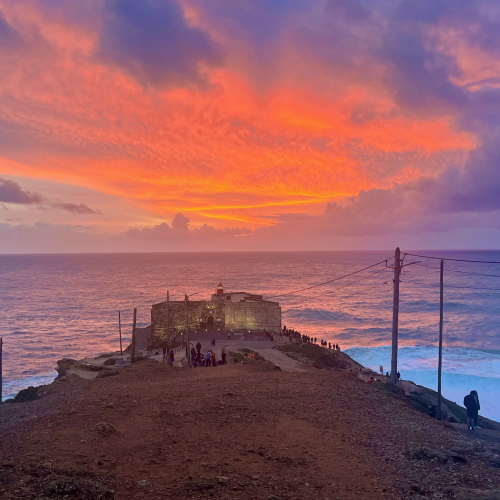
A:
<box><xmin>413</xmin><ymin>262</ymin><xmax>500</xmax><ymax>279</ymax></box>
<box><xmin>403</xmin><ymin>252</ymin><xmax>500</xmax><ymax>264</ymax></box>
<box><xmin>265</xmin><ymin>258</ymin><xmax>391</xmax><ymax>299</ymax></box>
<box><xmin>324</xmin><ymin>267</ymin><xmax>391</xmax><ymax>295</ymax></box>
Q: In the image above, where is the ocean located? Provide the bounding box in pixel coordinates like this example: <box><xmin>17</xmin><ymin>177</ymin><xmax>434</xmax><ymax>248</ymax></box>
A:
<box><xmin>1</xmin><ymin>251</ymin><xmax>500</xmax><ymax>420</ymax></box>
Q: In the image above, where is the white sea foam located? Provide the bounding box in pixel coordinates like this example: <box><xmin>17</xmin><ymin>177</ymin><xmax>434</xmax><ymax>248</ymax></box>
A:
<box><xmin>345</xmin><ymin>345</ymin><xmax>500</xmax><ymax>422</ymax></box>
<box><xmin>2</xmin><ymin>372</ymin><xmax>57</xmax><ymax>401</ymax></box>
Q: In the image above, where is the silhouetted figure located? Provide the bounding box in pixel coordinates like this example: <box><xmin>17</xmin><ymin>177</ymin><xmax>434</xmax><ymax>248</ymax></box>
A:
<box><xmin>206</xmin><ymin>351</ymin><xmax>212</xmax><ymax>367</ymax></box>
<box><xmin>464</xmin><ymin>391</ymin><xmax>478</xmax><ymax>430</ymax></box>
<box><xmin>471</xmin><ymin>390</ymin><xmax>481</xmax><ymax>428</ymax></box>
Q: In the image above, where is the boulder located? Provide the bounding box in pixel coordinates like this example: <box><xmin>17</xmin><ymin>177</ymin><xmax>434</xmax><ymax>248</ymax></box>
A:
<box><xmin>96</xmin><ymin>369</ymin><xmax>120</xmax><ymax>379</ymax></box>
<box><xmin>56</xmin><ymin>358</ymin><xmax>80</xmax><ymax>378</ymax></box>
<box><xmin>94</xmin><ymin>422</ymin><xmax>117</xmax><ymax>434</ymax></box>
<box><xmin>103</xmin><ymin>358</ymin><xmax>116</xmax><ymax>366</ymax></box>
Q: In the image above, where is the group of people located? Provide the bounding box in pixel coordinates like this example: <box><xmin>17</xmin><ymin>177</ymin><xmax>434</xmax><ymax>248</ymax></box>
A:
<box><xmin>190</xmin><ymin>341</ymin><xmax>227</xmax><ymax>367</ymax></box>
<box><xmin>320</xmin><ymin>340</ymin><xmax>340</xmax><ymax>350</ymax></box>
<box><xmin>464</xmin><ymin>390</ymin><xmax>481</xmax><ymax>430</ymax></box>
<box><xmin>281</xmin><ymin>325</ymin><xmax>341</xmax><ymax>350</ymax></box>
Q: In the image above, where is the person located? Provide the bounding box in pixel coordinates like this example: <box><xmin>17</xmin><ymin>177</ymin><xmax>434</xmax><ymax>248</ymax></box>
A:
<box><xmin>386</xmin><ymin>371</ymin><xmax>390</xmax><ymax>380</ymax></box>
<box><xmin>196</xmin><ymin>342</ymin><xmax>201</xmax><ymax>354</ymax></box>
<box><xmin>471</xmin><ymin>390</ymin><xmax>481</xmax><ymax>429</ymax></box>
<box><xmin>221</xmin><ymin>350</ymin><xmax>227</xmax><ymax>364</ymax></box>
<box><xmin>213</xmin><ymin>338</ymin><xmax>216</xmax><ymax>347</ymax></box>
<box><xmin>464</xmin><ymin>391</ymin><xmax>478</xmax><ymax>430</ymax></box>
<box><xmin>168</xmin><ymin>350</ymin><xmax>175</xmax><ymax>365</ymax></box>
<box><xmin>244</xmin><ymin>353</ymin><xmax>250</xmax><ymax>362</ymax></box>
<box><xmin>227</xmin><ymin>333</ymin><xmax>231</xmax><ymax>340</ymax></box>
<box><xmin>211</xmin><ymin>350</ymin><xmax>216</xmax><ymax>367</ymax></box>
<box><xmin>366</xmin><ymin>376</ymin><xmax>374</xmax><ymax>384</ymax></box>
<box><xmin>162</xmin><ymin>346</ymin><xmax>167</xmax><ymax>363</ymax></box>
<box><xmin>206</xmin><ymin>350</ymin><xmax>212</xmax><ymax>367</ymax></box>
<box><xmin>191</xmin><ymin>346</ymin><xmax>196</xmax><ymax>362</ymax></box>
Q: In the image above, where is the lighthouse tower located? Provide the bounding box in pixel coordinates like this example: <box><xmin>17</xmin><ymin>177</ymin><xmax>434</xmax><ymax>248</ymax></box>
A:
<box><xmin>216</xmin><ymin>282</ymin><xmax>224</xmax><ymax>295</ymax></box>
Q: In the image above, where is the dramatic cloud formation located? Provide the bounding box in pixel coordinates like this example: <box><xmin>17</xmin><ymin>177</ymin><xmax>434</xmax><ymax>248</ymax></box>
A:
<box><xmin>0</xmin><ymin>0</ymin><xmax>499</xmax><ymax>252</ymax></box>
<box><xmin>0</xmin><ymin>178</ymin><xmax>101</xmax><ymax>214</ymax></box>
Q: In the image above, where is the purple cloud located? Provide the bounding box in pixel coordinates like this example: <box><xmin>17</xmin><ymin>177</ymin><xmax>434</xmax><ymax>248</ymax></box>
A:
<box><xmin>99</xmin><ymin>0</ymin><xmax>223</xmax><ymax>88</ymax></box>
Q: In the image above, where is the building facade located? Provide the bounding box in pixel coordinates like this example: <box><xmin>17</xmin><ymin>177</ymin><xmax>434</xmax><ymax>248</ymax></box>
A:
<box><xmin>150</xmin><ymin>283</ymin><xmax>281</xmax><ymax>346</ymax></box>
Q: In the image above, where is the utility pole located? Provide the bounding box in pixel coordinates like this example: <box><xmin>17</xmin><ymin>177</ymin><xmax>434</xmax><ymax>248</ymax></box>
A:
<box><xmin>166</xmin><ymin>290</ymin><xmax>170</xmax><ymax>353</ymax></box>
<box><xmin>391</xmin><ymin>247</ymin><xmax>401</xmax><ymax>385</ymax></box>
<box><xmin>118</xmin><ymin>311</ymin><xmax>123</xmax><ymax>355</ymax></box>
<box><xmin>131</xmin><ymin>308</ymin><xmax>137</xmax><ymax>363</ymax></box>
<box><xmin>185</xmin><ymin>294</ymin><xmax>191</xmax><ymax>367</ymax></box>
<box><xmin>0</xmin><ymin>337</ymin><xmax>3</xmax><ymax>403</ymax></box>
<box><xmin>437</xmin><ymin>259</ymin><xmax>444</xmax><ymax>419</ymax></box>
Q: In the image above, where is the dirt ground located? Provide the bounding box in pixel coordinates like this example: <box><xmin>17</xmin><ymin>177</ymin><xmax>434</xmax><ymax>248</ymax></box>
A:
<box><xmin>1</xmin><ymin>359</ymin><xmax>500</xmax><ymax>500</ymax></box>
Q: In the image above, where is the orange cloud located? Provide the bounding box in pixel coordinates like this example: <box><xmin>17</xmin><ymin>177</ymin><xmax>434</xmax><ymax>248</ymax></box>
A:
<box><xmin>0</xmin><ymin>0</ymin><xmax>480</xmax><ymax>232</ymax></box>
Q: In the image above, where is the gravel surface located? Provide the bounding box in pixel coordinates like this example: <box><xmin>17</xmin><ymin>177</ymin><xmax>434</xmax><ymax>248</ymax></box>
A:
<box><xmin>1</xmin><ymin>359</ymin><xmax>500</xmax><ymax>499</ymax></box>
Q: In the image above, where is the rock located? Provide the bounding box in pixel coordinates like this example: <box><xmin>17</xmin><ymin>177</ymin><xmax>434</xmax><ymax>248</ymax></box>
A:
<box><xmin>105</xmin><ymin>402</ymin><xmax>115</xmax><ymax>409</ymax></box>
<box><xmin>94</xmin><ymin>422</ymin><xmax>117</xmax><ymax>434</ymax></box>
<box><xmin>56</xmin><ymin>358</ymin><xmax>80</xmax><ymax>378</ymax></box>
<box><xmin>453</xmin><ymin>488</ymin><xmax>500</xmax><ymax>500</ymax></box>
<box><xmin>96</xmin><ymin>369</ymin><xmax>120</xmax><ymax>379</ymax></box>
<box><xmin>103</xmin><ymin>358</ymin><xmax>117</xmax><ymax>366</ymax></box>
<box><xmin>39</xmin><ymin>475</ymin><xmax>113</xmax><ymax>500</ymax></box>
<box><xmin>3</xmin><ymin>386</ymin><xmax>40</xmax><ymax>404</ymax></box>
<box><xmin>138</xmin><ymin>479</ymin><xmax>151</xmax><ymax>487</ymax></box>
<box><xmin>96</xmin><ymin>353</ymin><xmax>115</xmax><ymax>359</ymax></box>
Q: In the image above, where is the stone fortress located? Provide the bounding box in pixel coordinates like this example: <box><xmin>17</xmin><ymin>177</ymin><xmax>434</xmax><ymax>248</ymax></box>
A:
<box><xmin>150</xmin><ymin>283</ymin><xmax>281</xmax><ymax>346</ymax></box>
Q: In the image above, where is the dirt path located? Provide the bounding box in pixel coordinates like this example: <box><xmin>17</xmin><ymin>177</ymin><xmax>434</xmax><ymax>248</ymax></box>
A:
<box><xmin>249</xmin><ymin>347</ymin><xmax>313</xmax><ymax>372</ymax></box>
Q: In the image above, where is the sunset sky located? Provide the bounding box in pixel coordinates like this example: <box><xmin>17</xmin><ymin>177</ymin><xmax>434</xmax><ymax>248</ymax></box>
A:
<box><xmin>1</xmin><ymin>0</ymin><xmax>500</xmax><ymax>252</ymax></box>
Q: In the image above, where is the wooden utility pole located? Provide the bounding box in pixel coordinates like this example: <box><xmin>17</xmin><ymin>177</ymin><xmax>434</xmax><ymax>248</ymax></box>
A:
<box><xmin>391</xmin><ymin>247</ymin><xmax>401</xmax><ymax>385</ymax></box>
<box><xmin>166</xmin><ymin>290</ymin><xmax>170</xmax><ymax>353</ymax></box>
<box><xmin>131</xmin><ymin>308</ymin><xmax>137</xmax><ymax>363</ymax></box>
<box><xmin>437</xmin><ymin>259</ymin><xmax>444</xmax><ymax>419</ymax></box>
<box><xmin>118</xmin><ymin>311</ymin><xmax>123</xmax><ymax>355</ymax></box>
<box><xmin>0</xmin><ymin>337</ymin><xmax>3</xmax><ymax>403</ymax></box>
<box><xmin>185</xmin><ymin>294</ymin><xmax>191</xmax><ymax>367</ymax></box>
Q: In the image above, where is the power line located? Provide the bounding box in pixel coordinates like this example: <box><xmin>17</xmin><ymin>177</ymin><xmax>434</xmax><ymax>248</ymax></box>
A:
<box><xmin>325</xmin><ymin>267</ymin><xmax>391</xmax><ymax>295</ymax></box>
<box><xmin>403</xmin><ymin>280</ymin><xmax>500</xmax><ymax>292</ymax></box>
<box><xmin>265</xmin><ymin>258</ymin><xmax>391</xmax><ymax>299</ymax></box>
<box><xmin>340</xmin><ymin>280</ymin><xmax>392</xmax><ymax>300</ymax></box>
<box><xmin>403</xmin><ymin>252</ymin><xmax>500</xmax><ymax>264</ymax></box>
<box><xmin>413</xmin><ymin>262</ymin><xmax>500</xmax><ymax>279</ymax></box>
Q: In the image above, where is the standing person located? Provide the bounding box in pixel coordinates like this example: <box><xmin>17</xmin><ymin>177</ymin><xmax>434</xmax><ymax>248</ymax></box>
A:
<box><xmin>206</xmin><ymin>350</ymin><xmax>212</xmax><ymax>367</ymax></box>
<box><xmin>211</xmin><ymin>350</ymin><xmax>216</xmax><ymax>367</ymax></box>
<box><xmin>221</xmin><ymin>350</ymin><xmax>227</xmax><ymax>364</ymax></box>
<box><xmin>396</xmin><ymin>371</ymin><xmax>401</xmax><ymax>383</ymax></box>
<box><xmin>471</xmin><ymin>390</ymin><xmax>481</xmax><ymax>429</ymax></box>
<box><xmin>191</xmin><ymin>346</ymin><xmax>196</xmax><ymax>363</ymax></box>
<box><xmin>213</xmin><ymin>338</ymin><xmax>216</xmax><ymax>347</ymax></box>
<box><xmin>168</xmin><ymin>350</ymin><xmax>175</xmax><ymax>365</ymax></box>
<box><xmin>196</xmin><ymin>341</ymin><xmax>201</xmax><ymax>354</ymax></box>
<box><xmin>464</xmin><ymin>391</ymin><xmax>478</xmax><ymax>430</ymax></box>
<box><xmin>162</xmin><ymin>346</ymin><xmax>167</xmax><ymax>363</ymax></box>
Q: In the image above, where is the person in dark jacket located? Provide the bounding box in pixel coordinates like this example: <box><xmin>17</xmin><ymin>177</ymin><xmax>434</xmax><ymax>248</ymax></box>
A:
<box><xmin>464</xmin><ymin>391</ymin><xmax>478</xmax><ymax>430</ymax></box>
<box><xmin>471</xmin><ymin>390</ymin><xmax>481</xmax><ymax>429</ymax></box>
<box><xmin>221</xmin><ymin>350</ymin><xmax>227</xmax><ymax>364</ymax></box>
